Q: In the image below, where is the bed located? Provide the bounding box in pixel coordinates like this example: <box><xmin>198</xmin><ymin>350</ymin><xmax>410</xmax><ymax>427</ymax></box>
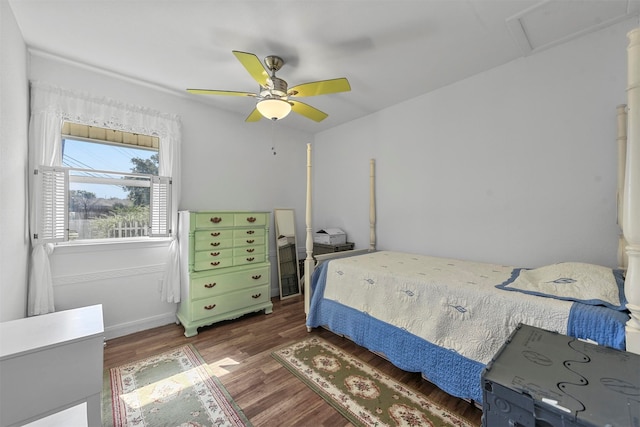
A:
<box><xmin>306</xmin><ymin>251</ymin><xmax>628</xmax><ymax>403</ymax></box>
<box><xmin>303</xmin><ymin>28</ymin><xmax>640</xmax><ymax>405</ymax></box>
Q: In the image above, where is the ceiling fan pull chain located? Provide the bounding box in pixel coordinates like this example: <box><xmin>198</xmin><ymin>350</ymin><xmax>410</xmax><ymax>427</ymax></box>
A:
<box><xmin>271</xmin><ymin>120</ymin><xmax>277</xmax><ymax>156</ymax></box>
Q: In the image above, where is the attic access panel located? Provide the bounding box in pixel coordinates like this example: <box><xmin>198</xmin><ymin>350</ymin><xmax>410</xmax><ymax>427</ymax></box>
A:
<box><xmin>507</xmin><ymin>0</ymin><xmax>640</xmax><ymax>55</ymax></box>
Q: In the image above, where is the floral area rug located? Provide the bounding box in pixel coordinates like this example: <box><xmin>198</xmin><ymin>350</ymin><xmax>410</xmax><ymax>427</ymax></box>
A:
<box><xmin>272</xmin><ymin>337</ymin><xmax>476</xmax><ymax>427</ymax></box>
<box><xmin>103</xmin><ymin>345</ymin><xmax>252</xmax><ymax>427</ymax></box>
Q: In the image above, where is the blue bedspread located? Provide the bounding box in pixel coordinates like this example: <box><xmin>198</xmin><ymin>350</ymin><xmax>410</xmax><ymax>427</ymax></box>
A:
<box><xmin>306</xmin><ymin>260</ymin><xmax>629</xmax><ymax>403</ymax></box>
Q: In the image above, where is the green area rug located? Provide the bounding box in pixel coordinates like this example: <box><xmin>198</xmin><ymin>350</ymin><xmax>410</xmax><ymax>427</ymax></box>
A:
<box><xmin>272</xmin><ymin>337</ymin><xmax>476</xmax><ymax>427</ymax></box>
<box><xmin>103</xmin><ymin>345</ymin><xmax>252</xmax><ymax>427</ymax></box>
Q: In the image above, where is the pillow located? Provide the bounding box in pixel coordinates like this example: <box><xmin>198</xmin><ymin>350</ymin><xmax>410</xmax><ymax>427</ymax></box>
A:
<box><xmin>496</xmin><ymin>262</ymin><xmax>626</xmax><ymax>311</ymax></box>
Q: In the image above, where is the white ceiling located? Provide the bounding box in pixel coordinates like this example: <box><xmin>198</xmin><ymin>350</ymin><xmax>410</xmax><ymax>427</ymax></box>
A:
<box><xmin>8</xmin><ymin>0</ymin><xmax>640</xmax><ymax>134</ymax></box>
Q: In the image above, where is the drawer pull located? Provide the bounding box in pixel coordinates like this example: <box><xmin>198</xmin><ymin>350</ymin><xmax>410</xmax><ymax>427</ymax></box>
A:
<box><xmin>210</xmin><ymin>261</ymin><xmax>220</xmax><ymax>266</ymax></box>
<box><xmin>210</xmin><ymin>217</ymin><xmax>222</xmax><ymax>224</ymax></box>
<box><xmin>204</xmin><ymin>304</ymin><xmax>216</xmax><ymax>310</ymax></box>
<box><xmin>252</xmin><ymin>275</ymin><xmax>262</xmax><ymax>280</ymax></box>
<box><xmin>246</xmin><ymin>257</ymin><xmax>255</xmax><ymax>262</ymax></box>
<box><xmin>210</xmin><ymin>242</ymin><xmax>220</xmax><ymax>247</ymax></box>
<box><xmin>246</xmin><ymin>217</ymin><xmax>256</xmax><ymax>223</ymax></box>
<box><xmin>246</xmin><ymin>230</ymin><xmax>255</xmax><ymax>235</ymax></box>
<box><xmin>246</xmin><ymin>239</ymin><xmax>255</xmax><ymax>244</ymax></box>
<box><xmin>204</xmin><ymin>283</ymin><xmax>217</xmax><ymax>288</ymax></box>
<box><xmin>211</xmin><ymin>232</ymin><xmax>221</xmax><ymax>237</ymax></box>
<box><xmin>252</xmin><ymin>293</ymin><xmax>261</xmax><ymax>299</ymax></box>
<box><xmin>210</xmin><ymin>252</ymin><xmax>220</xmax><ymax>257</ymax></box>
<box><xmin>246</xmin><ymin>248</ymin><xmax>255</xmax><ymax>253</ymax></box>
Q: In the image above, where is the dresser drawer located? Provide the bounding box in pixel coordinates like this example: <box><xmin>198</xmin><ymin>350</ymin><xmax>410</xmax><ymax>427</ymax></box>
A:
<box><xmin>194</xmin><ymin>230</ymin><xmax>233</xmax><ymax>251</ymax></box>
<box><xmin>234</xmin><ymin>254</ymin><xmax>266</xmax><ymax>266</ymax></box>
<box><xmin>194</xmin><ymin>212</ymin><xmax>235</xmax><ymax>229</ymax></box>
<box><xmin>190</xmin><ymin>285</ymin><xmax>270</xmax><ymax>321</ymax></box>
<box><xmin>194</xmin><ymin>249</ymin><xmax>233</xmax><ymax>271</ymax></box>
<box><xmin>233</xmin><ymin>227</ymin><xmax>265</xmax><ymax>239</ymax></box>
<box><xmin>233</xmin><ymin>235</ymin><xmax>265</xmax><ymax>247</ymax></box>
<box><xmin>233</xmin><ymin>245</ymin><xmax>265</xmax><ymax>257</ymax></box>
<box><xmin>234</xmin><ymin>213</ymin><xmax>267</xmax><ymax>227</ymax></box>
<box><xmin>190</xmin><ymin>265</ymin><xmax>269</xmax><ymax>300</ymax></box>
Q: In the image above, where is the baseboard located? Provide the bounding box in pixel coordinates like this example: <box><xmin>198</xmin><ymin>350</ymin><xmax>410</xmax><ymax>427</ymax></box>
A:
<box><xmin>103</xmin><ymin>311</ymin><xmax>177</xmax><ymax>340</ymax></box>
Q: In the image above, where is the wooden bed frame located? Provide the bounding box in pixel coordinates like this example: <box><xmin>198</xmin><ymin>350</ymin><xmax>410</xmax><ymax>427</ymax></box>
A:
<box><xmin>304</xmin><ymin>28</ymin><xmax>640</xmax><ymax>356</ymax></box>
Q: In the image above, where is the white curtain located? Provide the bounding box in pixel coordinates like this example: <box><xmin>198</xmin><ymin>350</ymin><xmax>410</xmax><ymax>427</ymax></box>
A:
<box><xmin>27</xmin><ymin>85</ymin><xmax>64</xmax><ymax>315</ymax></box>
<box><xmin>27</xmin><ymin>82</ymin><xmax>182</xmax><ymax>315</ymax></box>
<box><xmin>158</xmin><ymin>111</ymin><xmax>182</xmax><ymax>303</ymax></box>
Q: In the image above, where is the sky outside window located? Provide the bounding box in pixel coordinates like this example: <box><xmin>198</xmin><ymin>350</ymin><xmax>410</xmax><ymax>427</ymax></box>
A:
<box><xmin>62</xmin><ymin>138</ymin><xmax>157</xmax><ymax>199</ymax></box>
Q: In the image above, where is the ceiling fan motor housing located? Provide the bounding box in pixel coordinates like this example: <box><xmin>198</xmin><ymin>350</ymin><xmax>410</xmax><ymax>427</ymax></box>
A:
<box><xmin>268</xmin><ymin>77</ymin><xmax>288</xmax><ymax>97</ymax></box>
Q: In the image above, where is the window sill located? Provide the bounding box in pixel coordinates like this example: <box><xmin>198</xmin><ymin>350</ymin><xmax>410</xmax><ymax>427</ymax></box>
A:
<box><xmin>54</xmin><ymin>237</ymin><xmax>173</xmax><ymax>254</ymax></box>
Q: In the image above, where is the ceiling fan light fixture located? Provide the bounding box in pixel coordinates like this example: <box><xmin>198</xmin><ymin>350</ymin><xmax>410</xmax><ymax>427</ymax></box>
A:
<box><xmin>256</xmin><ymin>98</ymin><xmax>292</xmax><ymax>121</ymax></box>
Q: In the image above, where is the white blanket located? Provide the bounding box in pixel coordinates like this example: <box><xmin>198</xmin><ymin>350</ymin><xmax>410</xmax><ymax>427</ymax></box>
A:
<box><xmin>323</xmin><ymin>251</ymin><xmax>572</xmax><ymax>364</ymax></box>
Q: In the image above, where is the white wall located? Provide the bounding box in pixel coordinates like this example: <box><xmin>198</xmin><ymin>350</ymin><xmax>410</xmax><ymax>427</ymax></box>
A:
<box><xmin>0</xmin><ymin>0</ymin><xmax>29</xmax><ymax>321</ymax></box>
<box><xmin>313</xmin><ymin>18</ymin><xmax>637</xmax><ymax>269</ymax></box>
<box><xmin>28</xmin><ymin>53</ymin><xmax>312</xmax><ymax>337</ymax></box>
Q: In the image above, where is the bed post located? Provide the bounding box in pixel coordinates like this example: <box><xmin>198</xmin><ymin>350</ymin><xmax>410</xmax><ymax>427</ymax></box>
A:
<box><xmin>624</xmin><ymin>28</ymin><xmax>640</xmax><ymax>355</ymax></box>
<box><xmin>304</xmin><ymin>143</ymin><xmax>314</xmax><ymax>316</ymax></box>
<box><xmin>369</xmin><ymin>159</ymin><xmax>376</xmax><ymax>252</ymax></box>
<box><xmin>617</xmin><ymin>105</ymin><xmax>628</xmax><ymax>270</ymax></box>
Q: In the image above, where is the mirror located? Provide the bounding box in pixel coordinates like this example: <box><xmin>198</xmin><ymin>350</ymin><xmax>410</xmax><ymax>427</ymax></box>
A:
<box><xmin>274</xmin><ymin>209</ymin><xmax>302</xmax><ymax>299</ymax></box>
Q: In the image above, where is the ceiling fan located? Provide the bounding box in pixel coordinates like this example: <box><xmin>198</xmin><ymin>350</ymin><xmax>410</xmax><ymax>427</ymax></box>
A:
<box><xmin>187</xmin><ymin>51</ymin><xmax>351</xmax><ymax>122</ymax></box>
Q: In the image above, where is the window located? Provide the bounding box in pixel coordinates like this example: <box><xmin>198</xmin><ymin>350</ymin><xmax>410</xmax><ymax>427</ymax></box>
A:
<box><xmin>34</xmin><ymin>122</ymin><xmax>171</xmax><ymax>243</ymax></box>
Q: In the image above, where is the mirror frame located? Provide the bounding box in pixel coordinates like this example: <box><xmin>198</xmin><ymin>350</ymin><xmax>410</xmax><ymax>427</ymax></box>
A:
<box><xmin>274</xmin><ymin>209</ymin><xmax>302</xmax><ymax>300</ymax></box>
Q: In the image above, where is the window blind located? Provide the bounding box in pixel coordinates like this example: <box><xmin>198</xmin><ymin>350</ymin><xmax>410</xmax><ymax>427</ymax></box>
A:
<box><xmin>61</xmin><ymin>122</ymin><xmax>160</xmax><ymax>149</ymax></box>
<box><xmin>150</xmin><ymin>176</ymin><xmax>172</xmax><ymax>237</ymax></box>
<box><xmin>35</xmin><ymin>166</ymin><xmax>69</xmax><ymax>243</ymax></box>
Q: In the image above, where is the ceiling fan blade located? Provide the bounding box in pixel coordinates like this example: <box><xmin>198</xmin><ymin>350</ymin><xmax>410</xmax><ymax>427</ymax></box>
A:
<box><xmin>187</xmin><ymin>89</ymin><xmax>257</xmax><ymax>97</ymax></box>
<box><xmin>288</xmin><ymin>78</ymin><xmax>351</xmax><ymax>97</ymax></box>
<box><xmin>245</xmin><ymin>108</ymin><xmax>263</xmax><ymax>122</ymax></box>
<box><xmin>232</xmin><ymin>51</ymin><xmax>270</xmax><ymax>87</ymax></box>
<box><xmin>290</xmin><ymin>100</ymin><xmax>328</xmax><ymax>122</ymax></box>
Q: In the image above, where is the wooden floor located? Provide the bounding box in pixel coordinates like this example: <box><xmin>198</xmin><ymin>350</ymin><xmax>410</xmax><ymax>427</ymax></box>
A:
<box><xmin>103</xmin><ymin>295</ymin><xmax>482</xmax><ymax>426</ymax></box>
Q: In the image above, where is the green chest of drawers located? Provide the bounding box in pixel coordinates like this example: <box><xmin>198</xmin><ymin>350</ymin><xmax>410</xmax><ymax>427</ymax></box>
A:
<box><xmin>177</xmin><ymin>211</ymin><xmax>273</xmax><ymax>337</ymax></box>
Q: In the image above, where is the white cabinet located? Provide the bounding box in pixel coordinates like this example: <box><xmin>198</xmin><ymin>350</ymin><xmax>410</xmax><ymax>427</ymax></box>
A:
<box><xmin>0</xmin><ymin>305</ymin><xmax>104</xmax><ymax>427</ymax></box>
